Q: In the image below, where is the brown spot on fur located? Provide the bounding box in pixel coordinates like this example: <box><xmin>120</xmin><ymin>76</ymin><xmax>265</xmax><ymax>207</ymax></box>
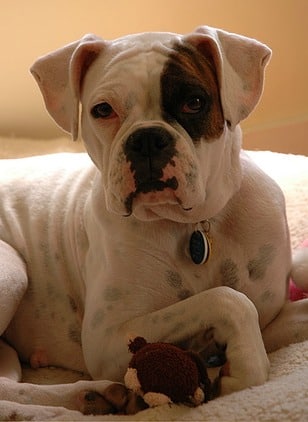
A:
<box><xmin>220</xmin><ymin>259</ymin><xmax>239</xmax><ymax>288</ymax></box>
<box><xmin>68</xmin><ymin>295</ymin><xmax>78</xmax><ymax>312</ymax></box>
<box><xmin>161</xmin><ymin>41</ymin><xmax>224</xmax><ymax>142</ymax></box>
<box><xmin>103</xmin><ymin>286</ymin><xmax>122</xmax><ymax>302</ymax></box>
<box><xmin>248</xmin><ymin>244</ymin><xmax>275</xmax><ymax>280</ymax></box>
<box><xmin>166</xmin><ymin>270</ymin><xmax>183</xmax><ymax>289</ymax></box>
<box><xmin>177</xmin><ymin>289</ymin><xmax>192</xmax><ymax>300</ymax></box>
<box><xmin>91</xmin><ymin>308</ymin><xmax>105</xmax><ymax>330</ymax></box>
<box><xmin>68</xmin><ymin>323</ymin><xmax>82</xmax><ymax>345</ymax></box>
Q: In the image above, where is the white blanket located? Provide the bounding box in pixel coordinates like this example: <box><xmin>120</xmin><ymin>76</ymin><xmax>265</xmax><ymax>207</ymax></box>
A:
<box><xmin>0</xmin><ymin>138</ymin><xmax>307</xmax><ymax>421</ymax></box>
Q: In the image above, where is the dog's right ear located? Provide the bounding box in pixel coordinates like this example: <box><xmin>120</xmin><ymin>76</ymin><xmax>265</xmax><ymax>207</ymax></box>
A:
<box><xmin>31</xmin><ymin>34</ymin><xmax>106</xmax><ymax>140</ymax></box>
<box><xmin>185</xmin><ymin>26</ymin><xmax>271</xmax><ymax>129</ymax></box>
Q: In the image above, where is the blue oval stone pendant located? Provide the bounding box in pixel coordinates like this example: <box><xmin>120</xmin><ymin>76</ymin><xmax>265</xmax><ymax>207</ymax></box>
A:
<box><xmin>189</xmin><ymin>229</ymin><xmax>211</xmax><ymax>265</ymax></box>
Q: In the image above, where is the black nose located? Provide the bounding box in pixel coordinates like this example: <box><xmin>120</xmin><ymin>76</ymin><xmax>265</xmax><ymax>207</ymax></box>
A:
<box><xmin>125</xmin><ymin>127</ymin><xmax>173</xmax><ymax>158</ymax></box>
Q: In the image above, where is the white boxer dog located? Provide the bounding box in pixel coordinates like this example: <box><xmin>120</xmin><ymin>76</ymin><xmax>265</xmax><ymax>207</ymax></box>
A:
<box><xmin>0</xmin><ymin>25</ymin><xmax>308</xmax><ymax>417</ymax></box>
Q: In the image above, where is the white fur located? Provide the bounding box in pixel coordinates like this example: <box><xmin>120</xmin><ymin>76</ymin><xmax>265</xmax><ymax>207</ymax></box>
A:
<box><xmin>0</xmin><ymin>26</ymin><xmax>307</xmax><ymax>416</ymax></box>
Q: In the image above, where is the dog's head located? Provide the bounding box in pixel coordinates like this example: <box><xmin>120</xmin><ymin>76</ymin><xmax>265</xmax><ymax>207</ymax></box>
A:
<box><xmin>31</xmin><ymin>27</ymin><xmax>271</xmax><ymax>223</ymax></box>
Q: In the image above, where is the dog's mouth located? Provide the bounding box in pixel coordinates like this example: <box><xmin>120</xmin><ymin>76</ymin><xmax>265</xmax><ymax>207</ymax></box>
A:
<box><xmin>124</xmin><ymin>176</ymin><xmax>180</xmax><ymax>216</ymax></box>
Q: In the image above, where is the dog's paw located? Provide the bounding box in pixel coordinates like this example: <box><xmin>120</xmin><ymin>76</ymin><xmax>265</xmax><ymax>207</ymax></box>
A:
<box><xmin>213</xmin><ymin>351</ymin><xmax>269</xmax><ymax>396</ymax></box>
<box><xmin>79</xmin><ymin>389</ymin><xmax>114</xmax><ymax>415</ymax></box>
<box><xmin>79</xmin><ymin>382</ymin><xmax>148</xmax><ymax>415</ymax></box>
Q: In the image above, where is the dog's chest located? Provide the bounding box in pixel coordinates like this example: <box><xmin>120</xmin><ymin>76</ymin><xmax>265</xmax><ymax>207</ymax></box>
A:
<box><xmin>107</xmin><ymin>213</ymin><xmax>271</xmax><ymax>306</ymax></box>
<box><xmin>105</xmin><ymin>218</ymin><xmax>239</xmax><ymax>299</ymax></box>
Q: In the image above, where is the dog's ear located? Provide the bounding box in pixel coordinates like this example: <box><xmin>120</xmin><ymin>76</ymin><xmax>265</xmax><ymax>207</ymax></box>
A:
<box><xmin>185</xmin><ymin>26</ymin><xmax>271</xmax><ymax>129</ymax></box>
<box><xmin>31</xmin><ymin>34</ymin><xmax>106</xmax><ymax>140</ymax></box>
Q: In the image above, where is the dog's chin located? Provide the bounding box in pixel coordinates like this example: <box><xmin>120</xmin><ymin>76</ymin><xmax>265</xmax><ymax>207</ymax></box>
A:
<box><xmin>130</xmin><ymin>201</ymin><xmax>211</xmax><ymax>223</ymax></box>
<box><xmin>131</xmin><ymin>202</ymin><xmax>184</xmax><ymax>222</ymax></box>
<box><xmin>106</xmin><ymin>184</ymin><xmax>209</xmax><ymax>222</ymax></box>
<box><xmin>120</xmin><ymin>190</ymin><xmax>206</xmax><ymax>223</ymax></box>
<box><xmin>126</xmin><ymin>190</ymin><xmax>181</xmax><ymax>221</ymax></box>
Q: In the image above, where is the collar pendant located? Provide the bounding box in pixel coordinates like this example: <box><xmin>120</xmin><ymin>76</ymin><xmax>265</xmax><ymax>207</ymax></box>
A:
<box><xmin>189</xmin><ymin>220</ymin><xmax>212</xmax><ymax>265</ymax></box>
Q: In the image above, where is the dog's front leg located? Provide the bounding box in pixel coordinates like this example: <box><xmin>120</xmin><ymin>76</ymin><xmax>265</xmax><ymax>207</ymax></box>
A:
<box><xmin>0</xmin><ymin>240</ymin><xmax>28</xmax><ymax>382</ymax></box>
<box><xmin>0</xmin><ymin>377</ymin><xmax>145</xmax><ymax>416</ymax></box>
<box><xmin>135</xmin><ymin>286</ymin><xmax>270</xmax><ymax>396</ymax></box>
<box><xmin>85</xmin><ymin>286</ymin><xmax>269</xmax><ymax>396</ymax></box>
<box><xmin>0</xmin><ymin>240</ymin><xmax>28</xmax><ymax>336</ymax></box>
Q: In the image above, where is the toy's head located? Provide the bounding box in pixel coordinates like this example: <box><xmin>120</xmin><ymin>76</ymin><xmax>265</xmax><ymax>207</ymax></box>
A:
<box><xmin>124</xmin><ymin>336</ymin><xmax>211</xmax><ymax>407</ymax></box>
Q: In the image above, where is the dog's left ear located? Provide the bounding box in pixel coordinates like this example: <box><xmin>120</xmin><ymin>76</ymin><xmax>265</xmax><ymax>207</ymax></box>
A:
<box><xmin>185</xmin><ymin>26</ymin><xmax>272</xmax><ymax>128</ymax></box>
<box><xmin>31</xmin><ymin>34</ymin><xmax>106</xmax><ymax>140</ymax></box>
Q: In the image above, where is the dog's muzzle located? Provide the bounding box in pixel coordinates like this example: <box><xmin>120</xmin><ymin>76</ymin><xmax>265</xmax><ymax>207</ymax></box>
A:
<box><xmin>123</xmin><ymin>126</ymin><xmax>179</xmax><ymax>214</ymax></box>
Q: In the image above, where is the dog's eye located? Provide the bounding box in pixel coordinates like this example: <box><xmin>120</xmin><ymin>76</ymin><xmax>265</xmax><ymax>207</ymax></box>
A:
<box><xmin>181</xmin><ymin>97</ymin><xmax>204</xmax><ymax>114</ymax></box>
<box><xmin>91</xmin><ymin>102</ymin><xmax>116</xmax><ymax>119</ymax></box>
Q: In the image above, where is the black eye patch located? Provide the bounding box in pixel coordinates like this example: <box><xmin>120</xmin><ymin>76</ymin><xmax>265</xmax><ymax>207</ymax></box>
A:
<box><xmin>171</xmin><ymin>84</ymin><xmax>211</xmax><ymax>115</ymax></box>
<box><xmin>161</xmin><ymin>78</ymin><xmax>212</xmax><ymax>140</ymax></box>
<box><xmin>160</xmin><ymin>41</ymin><xmax>224</xmax><ymax>142</ymax></box>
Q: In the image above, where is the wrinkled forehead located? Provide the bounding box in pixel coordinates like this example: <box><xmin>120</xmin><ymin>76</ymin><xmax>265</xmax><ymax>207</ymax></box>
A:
<box><xmin>82</xmin><ymin>31</ymin><xmax>218</xmax><ymax>110</ymax></box>
<box><xmin>112</xmin><ymin>31</ymin><xmax>182</xmax><ymax>50</ymax></box>
<box><xmin>80</xmin><ymin>35</ymin><xmax>168</xmax><ymax>112</ymax></box>
<box><xmin>85</xmin><ymin>32</ymin><xmax>182</xmax><ymax>83</ymax></box>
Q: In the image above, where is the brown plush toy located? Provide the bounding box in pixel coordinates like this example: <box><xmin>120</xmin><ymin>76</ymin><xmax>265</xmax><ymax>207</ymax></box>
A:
<box><xmin>124</xmin><ymin>336</ymin><xmax>211</xmax><ymax>408</ymax></box>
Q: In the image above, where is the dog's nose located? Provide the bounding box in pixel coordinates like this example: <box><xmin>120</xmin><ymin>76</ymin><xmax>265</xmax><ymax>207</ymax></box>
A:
<box><xmin>125</xmin><ymin>127</ymin><xmax>173</xmax><ymax>158</ymax></box>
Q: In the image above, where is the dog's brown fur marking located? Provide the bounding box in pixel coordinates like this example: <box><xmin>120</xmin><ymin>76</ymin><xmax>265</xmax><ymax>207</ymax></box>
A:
<box><xmin>220</xmin><ymin>259</ymin><xmax>240</xmax><ymax>289</ymax></box>
<box><xmin>160</xmin><ymin>41</ymin><xmax>224</xmax><ymax>142</ymax></box>
<box><xmin>247</xmin><ymin>244</ymin><xmax>275</xmax><ymax>281</ymax></box>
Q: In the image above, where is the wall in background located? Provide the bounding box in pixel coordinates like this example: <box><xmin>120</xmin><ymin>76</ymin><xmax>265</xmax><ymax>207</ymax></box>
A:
<box><xmin>0</xmin><ymin>0</ymin><xmax>307</xmax><ymax>153</ymax></box>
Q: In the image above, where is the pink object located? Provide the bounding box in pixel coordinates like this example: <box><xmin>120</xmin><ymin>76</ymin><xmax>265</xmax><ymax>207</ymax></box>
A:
<box><xmin>289</xmin><ymin>239</ymin><xmax>308</xmax><ymax>301</ymax></box>
<box><xmin>289</xmin><ymin>279</ymin><xmax>308</xmax><ymax>301</ymax></box>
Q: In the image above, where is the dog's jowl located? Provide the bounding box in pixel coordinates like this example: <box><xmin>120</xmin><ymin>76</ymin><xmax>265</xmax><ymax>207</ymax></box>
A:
<box><xmin>0</xmin><ymin>25</ymin><xmax>307</xmax><ymax>416</ymax></box>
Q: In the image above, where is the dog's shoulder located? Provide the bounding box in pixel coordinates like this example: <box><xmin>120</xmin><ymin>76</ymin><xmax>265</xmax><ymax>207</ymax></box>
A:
<box><xmin>218</xmin><ymin>150</ymin><xmax>287</xmax><ymax>236</ymax></box>
<box><xmin>0</xmin><ymin>152</ymin><xmax>92</xmax><ymax>180</ymax></box>
<box><xmin>240</xmin><ymin>150</ymin><xmax>285</xmax><ymax>206</ymax></box>
<box><xmin>0</xmin><ymin>153</ymin><xmax>95</xmax><ymax>199</ymax></box>
<box><xmin>0</xmin><ymin>153</ymin><xmax>96</xmax><ymax>248</ymax></box>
